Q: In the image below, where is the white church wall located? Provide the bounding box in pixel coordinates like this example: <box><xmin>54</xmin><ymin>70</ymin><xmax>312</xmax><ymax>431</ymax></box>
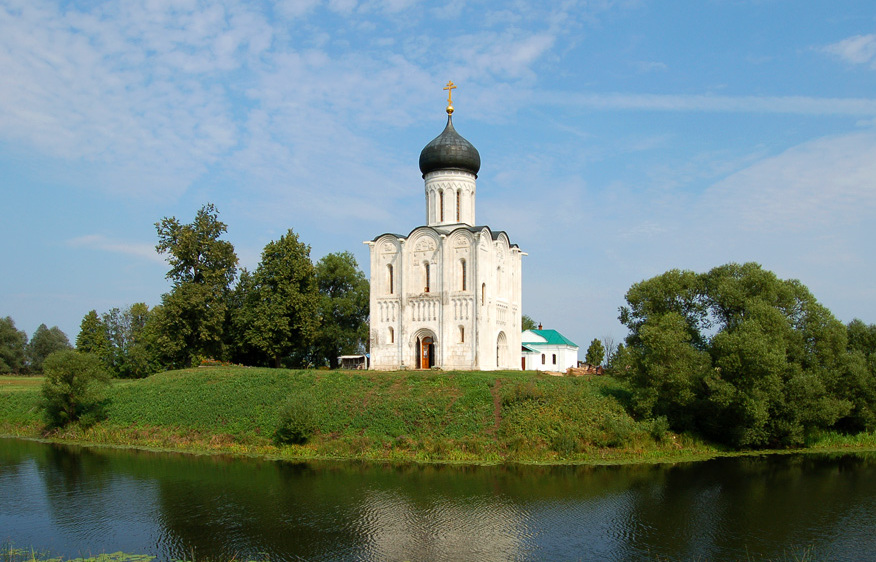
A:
<box><xmin>424</xmin><ymin>170</ymin><xmax>476</xmax><ymax>227</ymax></box>
<box><xmin>368</xmin><ymin>105</ymin><xmax>522</xmax><ymax>371</ymax></box>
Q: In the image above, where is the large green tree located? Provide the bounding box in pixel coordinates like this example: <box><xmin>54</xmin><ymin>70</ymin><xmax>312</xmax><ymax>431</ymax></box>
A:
<box><xmin>103</xmin><ymin>303</ymin><xmax>155</xmax><ymax>378</ymax></box>
<box><xmin>313</xmin><ymin>251</ymin><xmax>369</xmax><ymax>369</ymax></box>
<box><xmin>27</xmin><ymin>324</ymin><xmax>72</xmax><ymax>374</ymax></box>
<box><xmin>619</xmin><ymin>263</ymin><xmax>867</xmax><ymax>448</ymax></box>
<box><xmin>0</xmin><ymin>316</ymin><xmax>28</xmax><ymax>374</ymax></box>
<box><xmin>154</xmin><ymin>204</ymin><xmax>238</xmax><ymax>367</ymax></box>
<box><xmin>840</xmin><ymin>319</ymin><xmax>876</xmax><ymax>431</ymax></box>
<box><xmin>238</xmin><ymin>229</ymin><xmax>320</xmax><ymax>368</ymax></box>
<box><xmin>76</xmin><ymin>310</ymin><xmax>111</xmax><ymax>360</ymax></box>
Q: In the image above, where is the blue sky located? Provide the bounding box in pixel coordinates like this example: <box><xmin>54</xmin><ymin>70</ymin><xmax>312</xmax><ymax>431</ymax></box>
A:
<box><xmin>2</xmin><ymin>0</ymin><xmax>875</xmax><ymax>355</ymax></box>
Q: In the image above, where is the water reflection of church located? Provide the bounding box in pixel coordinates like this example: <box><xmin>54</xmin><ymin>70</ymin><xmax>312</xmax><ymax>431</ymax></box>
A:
<box><xmin>366</xmin><ymin>83</ymin><xmax>523</xmax><ymax>370</ymax></box>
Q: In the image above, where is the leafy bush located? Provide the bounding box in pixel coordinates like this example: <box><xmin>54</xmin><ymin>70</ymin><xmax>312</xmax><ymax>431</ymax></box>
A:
<box><xmin>551</xmin><ymin>432</ymin><xmax>580</xmax><ymax>455</ymax></box>
<box><xmin>273</xmin><ymin>393</ymin><xmax>318</xmax><ymax>445</ymax></box>
<box><xmin>502</xmin><ymin>381</ymin><xmax>545</xmax><ymax>406</ymax></box>
<box><xmin>40</xmin><ymin>350</ymin><xmax>110</xmax><ymax>429</ymax></box>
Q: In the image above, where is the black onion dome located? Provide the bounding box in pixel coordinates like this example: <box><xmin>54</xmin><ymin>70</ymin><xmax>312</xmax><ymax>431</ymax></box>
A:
<box><xmin>418</xmin><ymin>116</ymin><xmax>481</xmax><ymax>177</ymax></box>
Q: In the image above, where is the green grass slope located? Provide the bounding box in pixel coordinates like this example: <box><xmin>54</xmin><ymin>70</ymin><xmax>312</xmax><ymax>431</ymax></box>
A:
<box><xmin>2</xmin><ymin>368</ymin><xmax>718</xmax><ymax>463</ymax></box>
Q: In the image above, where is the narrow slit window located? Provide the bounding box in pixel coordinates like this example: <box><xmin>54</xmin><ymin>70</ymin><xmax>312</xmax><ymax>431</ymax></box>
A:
<box><xmin>389</xmin><ymin>326</ymin><xmax>394</xmax><ymax>343</ymax></box>
<box><xmin>552</xmin><ymin>354</ymin><xmax>557</xmax><ymax>365</ymax></box>
<box><xmin>439</xmin><ymin>191</ymin><xmax>445</xmax><ymax>222</ymax></box>
<box><xmin>456</xmin><ymin>190</ymin><xmax>461</xmax><ymax>222</ymax></box>
<box><xmin>387</xmin><ymin>264</ymin><xmax>394</xmax><ymax>294</ymax></box>
<box><xmin>541</xmin><ymin>354</ymin><xmax>546</xmax><ymax>365</ymax></box>
<box><xmin>459</xmin><ymin>326</ymin><xmax>465</xmax><ymax>343</ymax></box>
<box><xmin>461</xmin><ymin>259</ymin><xmax>467</xmax><ymax>291</ymax></box>
<box><xmin>424</xmin><ymin>262</ymin><xmax>430</xmax><ymax>293</ymax></box>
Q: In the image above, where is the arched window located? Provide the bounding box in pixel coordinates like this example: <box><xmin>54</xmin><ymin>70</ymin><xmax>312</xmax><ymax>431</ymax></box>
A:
<box><xmin>387</xmin><ymin>264</ymin><xmax>394</xmax><ymax>295</ymax></box>
<box><xmin>456</xmin><ymin>190</ymin><xmax>461</xmax><ymax>222</ymax></box>
<box><xmin>481</xmin><ymin>283</ymin><xmax>486</xmax><ymax>305</ymax></box>
<box><xmin>389</xmin><ymin>326</ymin><xmax>394</xmax><ymax>343</ymax></box>
<box><xmin>424</xmin><ymin>262</ymin><xmax>430</xmax><ymax>293</ymax></box>
<box><xmin>541</xmin><ymin>354</ymin><xmax>546</xmax><ymax>365</ymax></box>
<box><xmin>460</xmin><ymin>259</ymin><xmax>467</xmax><ymax>291</ymax></box>
<box><xmin>439</xmin><ymin>191</ymin><xmax>445</xmax><ymax>222</ymax></box>
<box><xmin>496</xmin><ymin>266</ymin><xmax>502</xmax><ymax>294</ymax></box>
<box><xmin>552</xmin><ymin>354</ymin><xmax>557</xmax><ymax>365</ymax></box>
<box><xmin>459</xmin><ymin>326</ymin><xmax>465</xmax><ymax>343</ymax></box>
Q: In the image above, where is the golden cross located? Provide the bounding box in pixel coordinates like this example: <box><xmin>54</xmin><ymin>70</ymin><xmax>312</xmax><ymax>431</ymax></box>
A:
<box><xmin>443</xmin><ymin>80</ymin><xmax>457</xmax><ymax>106</ymax></box>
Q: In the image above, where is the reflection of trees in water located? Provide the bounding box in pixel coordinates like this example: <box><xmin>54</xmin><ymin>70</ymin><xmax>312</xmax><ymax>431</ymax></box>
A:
<box><xmin>5</xmin><ymin>439</ymin><xmax>876</xmax><ymax>560</ymax></box>
<box><xmin>147</xmin><ymin>458</ymin><xmax>671</xmax><ymax>560</ymax></box>
<box><xmin>619</xmin><ymin>454</ymin><xmax>876</xmax><ymax>560</ymax></box>
<box><xmin>36</xmin><ymin>444</ymin><xmax>151</xmax><ymax>542</ymax></box>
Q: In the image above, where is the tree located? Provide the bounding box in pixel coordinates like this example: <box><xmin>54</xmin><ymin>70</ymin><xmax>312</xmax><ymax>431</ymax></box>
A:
<box><xmin>27</xmin><ymin>324</ymin><xmax>72</xmax><ymax>374</ymax></box>
<box><xmin>239</xmin><ymin>230</ymin><xmax>320</xmax><ymax>368</ymax></box>
<box><xmin>585</xmin><ymin>338</ymin><xmax>605</xmax><ymax>366</ymax></box>
<box><xmin>602</xmin><ymin>335</ymin><xmax>618</xmax><ymax>366</ymax></box>
<box><xmin>840</xmin><ymin>319</ymin><xmax>876</xmax><ymax>432</ymax></box>
<box><xmin>618</xmin><ymin>263</ymin><xmax>860</xmax><ymax>448</ymax></box>
<box><xmin>76</xmin><ymin>310</ymin><xmax>111</xmax><ymax>360</ymax></box>
<box><xmin>847</xmin><ymin>319</ymin><xmax>876</xmax><ymax>357</ymax></box>
<box><xmin>40</xmin><ymin>350</ymin><xmax>110</xmax><ymax>429</ymax></box>
<box><xmin>522</xmin><ymin>315</ymin><xmax>538</xmax><ymax>331</ymax></box>
<box><xmin>313</xmin><ymin>251</ymin><xmax>369</xmax><ymax>369</ymax></box>
<box><xmin>154</xmin><ymin>204</ymin><xmax>238</xmax><ymax>367</ymax></box>
<box><xmin>103</xmin><ymin>303</ymin><xmax>155</xmax><ymax>378</ymax></box>
<box><xmin>0</xmin><ymin>317</ymin><xmax>28</xmax><ymax>374</ymax></box>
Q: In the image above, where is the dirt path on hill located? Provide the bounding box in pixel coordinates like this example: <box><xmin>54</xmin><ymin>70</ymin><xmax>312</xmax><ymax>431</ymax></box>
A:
<box><xmin>491</xmin><ymin>379</ymin><xmax>502</xmax><ymax>435</ymax></box>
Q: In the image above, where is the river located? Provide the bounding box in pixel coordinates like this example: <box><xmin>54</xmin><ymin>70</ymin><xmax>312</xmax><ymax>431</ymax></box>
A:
<box><xmin>1</xmin><ymin>438</ymin><xmax>875</xmax><ymax>560</ymax></box>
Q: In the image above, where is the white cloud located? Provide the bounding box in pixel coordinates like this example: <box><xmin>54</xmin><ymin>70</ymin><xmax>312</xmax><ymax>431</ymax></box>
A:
<box><xmin>633</xmin><ymin>61</ymin><xmax>668</xmax><ymax>72</ymax></box>
<box><xmin>0</xmin><ymin>0</ymin><xmax>254</xmax><ymax>198</ymax></box>
<box><xmin>541</xmin><ymin>92</ymin><xmax>876</xmax><ymax>116</ymax></box>
<box><xmin>823</xmin><ymin>34</ymin><xmax>876</xmax><ymax>68</ymax></box>
<box><xmin>698</xmin><ymin>131</ymin><xmax>876</xmax><ymax>234</ymax></box>
<box><xmin>67</xmin><ymin>234</ymin><xmax>165</xmax><ymax>264</ymax></box>
<box><xmin>276</xmin><ymin>0</ymin><xmax>322</xmax><ymax>18</ymax></box>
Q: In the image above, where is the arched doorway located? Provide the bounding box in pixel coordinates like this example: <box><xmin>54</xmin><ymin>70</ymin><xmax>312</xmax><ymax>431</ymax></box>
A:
<box><xmin>415</xmin><ymin>334</ymin><xmax>436</xmax><ymax>369</ymax></box>
<box><xmin>496</xmin><ymin>331</ymin><xmax>508</xmax><ymax>369</ymax></box>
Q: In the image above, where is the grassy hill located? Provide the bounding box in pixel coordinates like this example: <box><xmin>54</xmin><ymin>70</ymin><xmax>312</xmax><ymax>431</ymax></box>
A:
<box><xmin>2</xmin><ymin>368</ymin><xmax>724</xmax><ymax>464</ymax></box>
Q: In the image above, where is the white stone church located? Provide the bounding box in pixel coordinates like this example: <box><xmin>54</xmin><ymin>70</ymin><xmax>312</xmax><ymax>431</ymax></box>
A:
<box><xmin>365</xmin><ymin>84</ymin><xmax>524</xmax><ymax>370</ymax></box>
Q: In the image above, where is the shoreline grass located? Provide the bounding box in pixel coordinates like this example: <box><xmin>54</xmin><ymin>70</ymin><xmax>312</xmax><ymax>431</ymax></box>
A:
<box><xmin>2</xmin><ymin>368</ymin><xmax>876</xmax><ymax>466</ymax></box>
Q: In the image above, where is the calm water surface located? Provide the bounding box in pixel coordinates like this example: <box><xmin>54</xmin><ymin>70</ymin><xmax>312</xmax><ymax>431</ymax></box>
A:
<box><xmin>1</xmin><ymin>438</ymin><xmax>875</xmax><ymax>560</ymax></box>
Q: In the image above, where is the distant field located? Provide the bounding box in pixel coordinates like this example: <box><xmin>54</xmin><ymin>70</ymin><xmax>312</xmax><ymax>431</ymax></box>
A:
<box><xmin>0</xmin><ymin>375</ymin><xmax>43</xmax><ymax>392</ymax></box>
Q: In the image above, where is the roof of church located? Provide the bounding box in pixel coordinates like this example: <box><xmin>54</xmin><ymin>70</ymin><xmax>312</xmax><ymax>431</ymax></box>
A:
<box><xmin>418</xmin><ymin>116</ymin><xmax>481</xmax><ymax>177</ymax></box>
<box><xmin>371</xmin><ymin>225</ymin><xmax>519</xmax><ymax>248</ymax></box>
<box><xmin>522</xmin><ymin>329</ymin><xmax>579</xmax><ymax>348</ymax></box>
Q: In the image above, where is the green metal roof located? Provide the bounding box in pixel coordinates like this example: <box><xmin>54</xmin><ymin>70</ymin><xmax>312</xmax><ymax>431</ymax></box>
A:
<box><xmin>522</xmin><ymin>329</ymin><xmax>578</xmax><ymax>348</ymax></box>
<box><xmin>521</xmin><ymin>344</ymin><xmax>539</xmax><ymax>353</ymax></box>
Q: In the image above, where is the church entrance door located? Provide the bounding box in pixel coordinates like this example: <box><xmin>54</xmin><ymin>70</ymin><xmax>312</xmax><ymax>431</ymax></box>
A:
<box><xmin>420</xmin><ymin>336</ymin><xmax>434</xmax><ymax>369</ymax></box>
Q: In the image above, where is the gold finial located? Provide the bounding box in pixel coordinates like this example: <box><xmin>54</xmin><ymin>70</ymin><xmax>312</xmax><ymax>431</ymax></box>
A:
<box><xmin>443</xmin><ymin>80</ymin><xmax>457</xmax><ymax>115</ymax></box>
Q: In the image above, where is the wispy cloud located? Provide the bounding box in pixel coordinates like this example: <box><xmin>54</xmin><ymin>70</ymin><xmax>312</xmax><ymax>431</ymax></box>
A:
<box><xmin>698</xmin><ymin>131</ymin><xmax>876</xmax><ymax>233</ymax></box>
<box><xmin>67</xmin><ymin>234</ymin><xmax>165</xmax><ymax>264</ymax></box>
<box><xmin>0</xmin><ymin>0</ymin><xmax>252</xmax><ymax>198</ymax></box>
<box><xmin>540</xmin><ymin>92</ymin><xmax>876</xmax><ymax>116</ymax></box>
<box><xmin>632</xmin><ymin>61</ymin><xmax>668</xmax><ymax>73</ymax></box>
<box><xmin>822</xmin><ymin>34</ymin><xmax>876</xmax><ymax>68</ymax></box>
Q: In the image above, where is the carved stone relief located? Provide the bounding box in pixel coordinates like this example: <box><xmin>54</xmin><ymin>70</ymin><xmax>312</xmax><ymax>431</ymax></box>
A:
<box><xmin>414</xmin><ymin>237</ymin><xmax>437</xmax><ymax>253</ymax></box>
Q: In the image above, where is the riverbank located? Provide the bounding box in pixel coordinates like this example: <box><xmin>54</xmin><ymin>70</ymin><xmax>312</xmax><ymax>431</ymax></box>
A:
<box><xmin>2</xmin><ymin>369</ymin><xmax>875</xmax><ymax>465</ymax></box>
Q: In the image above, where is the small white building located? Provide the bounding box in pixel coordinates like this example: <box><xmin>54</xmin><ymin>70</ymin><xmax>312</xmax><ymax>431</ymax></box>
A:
<box><xmin>521</xmin><ymin>329</ymin><xmax>579</xmax><ymax>372</ymax></box>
